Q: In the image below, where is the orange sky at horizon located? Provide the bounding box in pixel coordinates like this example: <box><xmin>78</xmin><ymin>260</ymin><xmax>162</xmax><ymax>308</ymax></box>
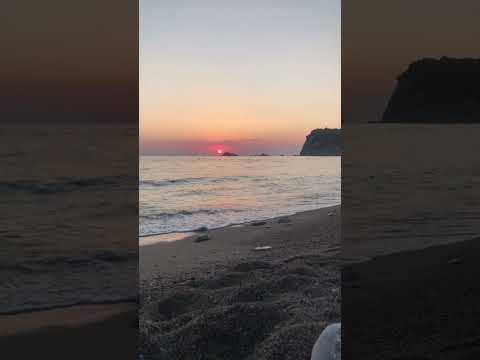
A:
<box><xmin>140</xmin><ymin>80</ymin><xmax>340</xmax><ymax>142</ymax></box>
<box><xmin>140</xmin><ymin>0</ymin><xmax>340</xmax><ymax>154</ymax></box>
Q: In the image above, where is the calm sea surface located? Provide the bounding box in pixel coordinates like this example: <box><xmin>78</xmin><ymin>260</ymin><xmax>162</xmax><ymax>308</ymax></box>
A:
<box><xmin>343</xmin><ymin>124</ymin><xmax>480</xmax><ymax>258</ymax></box>
<box><xmin>140</xmin><ymin>156</ymin><xmax>341</xmax><ymax>238</ymax></box>
<box><xmin>0</xmin><ymin>125</ymin><xmax>137</xmax><ymax>313</ymax></box>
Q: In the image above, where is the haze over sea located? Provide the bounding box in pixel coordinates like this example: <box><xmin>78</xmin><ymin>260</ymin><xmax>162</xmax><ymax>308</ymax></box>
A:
<box><xmin>140</xmin><ymin>156</ymin><xmax>340</xmax><ymax>239</ymax></box>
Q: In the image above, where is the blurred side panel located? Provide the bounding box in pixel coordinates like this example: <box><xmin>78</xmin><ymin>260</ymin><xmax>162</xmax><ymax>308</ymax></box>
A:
<box><xmin>342</xmin><ymin>0</ymin><xmax>480</xmax><ymax>359</ymax></box>
<box><xmin>0</xmin><ymin>1</ymin><xmax>138</xmax><ymax>359</ymax></box>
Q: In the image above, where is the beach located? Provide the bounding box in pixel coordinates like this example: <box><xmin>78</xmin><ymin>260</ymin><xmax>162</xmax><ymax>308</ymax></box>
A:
<box><xmin>343</xmin><ymin>237</ymin><xmax>480</xmax><ymax>359</ymax></box>
<box><xmin>140</xmin><ymin>205</ymin><xmax>341</xmax><ymax>360</ymax></box>
<box><xmin>1</xmin><ymin>302</ymin><xmax>137</xmax><ymax>359</ymax></box>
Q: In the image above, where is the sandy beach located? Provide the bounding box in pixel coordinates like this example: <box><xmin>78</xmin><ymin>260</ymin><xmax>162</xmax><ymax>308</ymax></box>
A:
<box><xmin>1</xmin><ymin>302</ymin><xmax>137</xmax><ymax>359</ymax></box>
<box><xmin>343</xmin><ymin>237</ymin><xmax>480</xmax><ymax>359</ymax></box>
<box><xmin>140</xmin><ymin>205</ymin><xmax>341</xmax><ymax>360</ymax></box>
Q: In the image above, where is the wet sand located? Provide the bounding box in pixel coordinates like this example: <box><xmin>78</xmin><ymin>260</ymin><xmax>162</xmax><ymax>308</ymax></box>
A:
<box><xmin>1</xmin><ymin>302</ymin><xmax>137</xmax><ymax>359</ymax></box>
<box><xmin>140</xmin><ymin>205</ymin><xmax>341</xmax><ymax>360</ymax></box>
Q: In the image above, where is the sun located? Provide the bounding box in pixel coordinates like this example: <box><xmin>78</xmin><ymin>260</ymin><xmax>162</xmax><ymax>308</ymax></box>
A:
<box><xmin>217</xmin><ymin>149</ymin><xmax>223</xmax><ymax>155</ymax></box>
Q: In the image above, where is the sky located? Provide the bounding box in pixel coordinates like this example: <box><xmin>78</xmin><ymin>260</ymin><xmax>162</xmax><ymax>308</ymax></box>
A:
<box><xmin>1</xmin><ymin>1</ymin><xmax>138</xmax><ymax>123</ymax></box>
<box><xmin>342</xmin><ymin>0</ymin><xmax>480</xmax><ymax>123</ymax></box>
<box><xmin>140</xmin><ymin>0</ymin><xmax>340</xmax><ymax>155</ymax></box>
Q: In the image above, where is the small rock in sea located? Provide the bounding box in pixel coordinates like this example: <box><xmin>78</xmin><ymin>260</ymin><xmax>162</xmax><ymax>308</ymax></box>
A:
<box><xmin>327</xmin><ymin>212</ymin><xmax>334</xmax><ymax>216</ymax></box>
<box><xmin>251</xmin><ymin>221</ymin><xmax>267</xmax><ymax>226</ymax></box>
<box><xmin>194</xmin><ymin>226</ymin><xmax>209</xmax><ymax>232</ymax></box>
<box><xmin>277</xmin><ymin>217</ymin><xmax>291</xmax><ymax>224</ymax></box>
<box><xmin>254</xmin><ymin>246</ymin><xmax>272</xmax><ymax>251</ymax></box>
<box><xmin>195</xmin><ymin>235</ymin><xmax>210</xmax><ymax>243</ymax></box>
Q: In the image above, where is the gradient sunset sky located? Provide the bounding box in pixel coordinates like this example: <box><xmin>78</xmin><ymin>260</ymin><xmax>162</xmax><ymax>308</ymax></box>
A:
<box><xmin>140</xmin><ymin>0</ymin><xmax>340</xmax><ymax>155</ymax></box>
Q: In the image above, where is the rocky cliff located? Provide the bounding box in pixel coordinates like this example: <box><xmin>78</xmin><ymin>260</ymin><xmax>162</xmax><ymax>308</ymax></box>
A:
<box><xmin>382</xmin><ymin>57</ymin><xmax>480</xmax><ymax>123</ymax></box>
<box><xmin>300</xmin><ymin>128</ymin><xmax>341</xmax><ymax>156</ymax></box>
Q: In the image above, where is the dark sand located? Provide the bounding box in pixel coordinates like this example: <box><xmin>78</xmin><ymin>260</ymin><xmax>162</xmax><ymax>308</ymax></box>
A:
<box><xmin>0</xmin><ymin>302</ymin><xmax>138</xmax><ymax>359</ymax></box>
<box><xmin>343</xmin><ymin>237</ymin><xmax>480</xmax><ymax>360</ymax></box>
<box><xmin>140</xmin><ymin>205</ymin><xmax>341</xmax><ymax>360</ymax></box>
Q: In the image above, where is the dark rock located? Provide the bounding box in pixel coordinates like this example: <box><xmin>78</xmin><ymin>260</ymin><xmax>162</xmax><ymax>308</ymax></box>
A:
<box><xmin>222</xmin><ymin>152</ymin><xmax>239</xmax><ymax>156</ymax></box>
<box><xmin>300</xmin><ymin>128</ymin><xmax>342</xmax><ymax>156</ymax></box>
<box><xmin>194</xmin><ymin>235</ymin><xmax>210</xmax><ymax>242</ymax></box>
<box><xmin>382</xmin><ymin>57</ymin><xmax>480</xmax><ymax>123</ymax></box>
<box><xmin>251</xmin><ymin>221</ymin><xmax>267</xmax><ymax>226</ymax></box>
<box><xmin>193</xmin><ymin>226</ymin><xmax>208</xmax><ymax>232</ymax></box>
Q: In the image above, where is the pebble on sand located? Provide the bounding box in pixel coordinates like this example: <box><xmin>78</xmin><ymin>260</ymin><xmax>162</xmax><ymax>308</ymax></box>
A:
<box><xmin>254</xmin><ymin>246</ymin><xmax>272</xmax><ymax>251</ymax></box>
<box><xmin>447</xmin><ymin>258</ymin><xmax>462</xmax><ymax>264</ymax></box>
<box><xmin>195</xmin><ymin>235</ymin><xmax>210</xmax><ymax>243</ymax></box>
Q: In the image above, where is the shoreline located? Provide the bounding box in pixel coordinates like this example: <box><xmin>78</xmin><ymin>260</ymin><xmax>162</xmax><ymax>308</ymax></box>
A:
<box><xmin>0</xmin><ymin>297</ymin><xmax>138</xmax><ymax>317</ymax></box>
<box><xmin>140</xmin><ymin>204</ymin><xmax>341</xmax><ymax>359</ymax></box>
<box><xmin>139</xmin><ymin>204</ymin><xmax>341</xmax><ymax>246</ymax></box>
<box><xmin>140</xmin><ymin>204</ymin><xmax>341</xmax><ymax>280</ymax></box>
<box><xmin>1</xmin><ymin>301</ymin><xmax>137</xmax><ymax>359</ymax></box>
<box><xmin>0</xmin><ymin>301</ymin><xmax>137</xmax><ymax>336</ymax></box>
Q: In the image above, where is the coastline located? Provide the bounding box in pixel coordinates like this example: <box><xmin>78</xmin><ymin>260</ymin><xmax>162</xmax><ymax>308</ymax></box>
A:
<box><xmin>139</xmin><ymin>205</ymin><xmax>341</xmax><ymax>246</ymax></box>
<box><xmin>140</xmin><ymin>205</ymin><xmax>341</xmax><ymax>279</ymax></box>
<box><xmin>140</xmin><ymin>205</ymin><xmax>341</xmax><ymax>359</ymax></box>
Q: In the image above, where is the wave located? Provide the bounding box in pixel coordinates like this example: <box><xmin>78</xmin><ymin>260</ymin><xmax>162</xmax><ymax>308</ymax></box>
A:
<box><xmin>0</xmin><ymin>175</ymin><xmax>135</xmax><ymax>195</ymax></box>
<box><xmin>1</xmin><ymin>250</ymin><xmax>137</xmax><ymax>274</ymax></box>
<box><xmin>140</xmin><ymin>176</ymin><xmax>256</xmax><ymax>188</ymax></box>
<box><xmin>0</xmin><ymin>297</ymin><xmax>138</xmax><ymax>316</ymax></box>
<box><xmin>141</xmin><ymin>208</ymin><xmax>243</xmax><ymax>220</ymax></box>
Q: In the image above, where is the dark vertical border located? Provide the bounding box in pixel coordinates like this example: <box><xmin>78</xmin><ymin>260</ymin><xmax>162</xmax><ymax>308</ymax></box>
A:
<box><xmin>0</xmin><ymin>1</ymin><xmax>139</xmax><ymax>358</ymax></box>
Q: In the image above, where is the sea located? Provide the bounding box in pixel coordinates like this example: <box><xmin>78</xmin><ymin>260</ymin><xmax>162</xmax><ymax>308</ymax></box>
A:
<box><xmin>343</xmin><ymin>124</ymin><xmax>480</xmax><ymax>258</ymax></box>
<box><xmin>0</xmin><ymin>125</ymin><xmax>138</xmax><ymax>313</ymax></box>
<box><xmin>140</xmin><ymin>155</ymin><xmax>341</xmax><ymax>241</ymax></box>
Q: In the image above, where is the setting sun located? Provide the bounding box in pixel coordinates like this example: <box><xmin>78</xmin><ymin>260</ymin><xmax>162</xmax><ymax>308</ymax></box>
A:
<box><xmin>217</xmin><ymin>149</ymin><xmax>223</xmax><ymax>155</ymax></box>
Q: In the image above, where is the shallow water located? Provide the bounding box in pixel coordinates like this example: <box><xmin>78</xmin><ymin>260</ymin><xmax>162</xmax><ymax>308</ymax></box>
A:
<box><xmin>140</xmin><ymin>156</ymin><xmax>341</xmax><ymax>237</ymax></box>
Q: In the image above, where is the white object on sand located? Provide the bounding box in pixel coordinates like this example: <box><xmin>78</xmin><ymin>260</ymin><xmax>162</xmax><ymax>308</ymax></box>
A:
<box><xmin>254</xmin><ymin>246</ymin><xmax>272</xmax><ymax>251</ymax></box>
<box><xmin>311</xmin><ymin>322</ymin><xmax>341</xmax><ymax>360</ymax></box>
